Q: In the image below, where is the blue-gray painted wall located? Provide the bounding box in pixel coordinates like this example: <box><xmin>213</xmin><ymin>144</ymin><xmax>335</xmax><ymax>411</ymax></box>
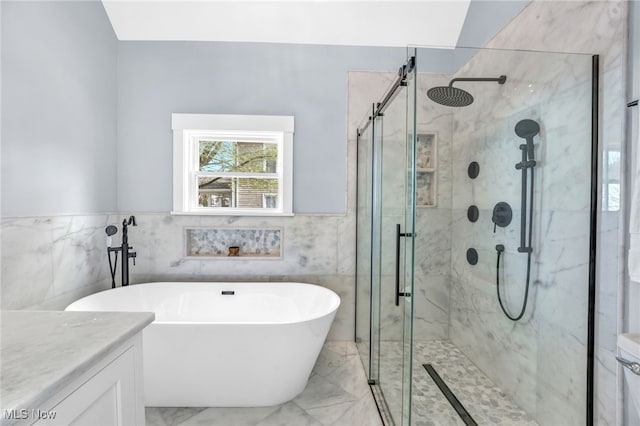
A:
<box><xmin>457</xmin><ymin>0</ymin><xmax>529</xmax><ymax>48</ymax></box>
<box><xmin>117</xmin><ymin>42</ymin><xmax>407</xmax><ymax>213</ymax></box>
<box><xmin>454</xmin><ymin>0</ymin><xmax>529</xmax><ymax>70</ymax></box>
<box><xmin>1</xmin><ymin>0</ymin><xmax>118</xmax><ymax>216</ymax></box>
<box><xmin>1</xmin><ymin>0</ymin><xmax>528</xmax><ymax>216</ymax></box>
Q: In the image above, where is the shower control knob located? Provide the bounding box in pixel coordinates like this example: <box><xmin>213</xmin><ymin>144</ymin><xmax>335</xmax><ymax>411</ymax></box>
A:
<box><xmin>492</xmin><ymin>202</ymin><xmax>513</xmax><ymax>229</ymax></box>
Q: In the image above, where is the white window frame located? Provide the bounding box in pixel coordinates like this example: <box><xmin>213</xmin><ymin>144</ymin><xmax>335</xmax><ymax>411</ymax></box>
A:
<box><xmin>262</xmin><ymin>193</ymin><xmax>278</xmax><ymax>209</ymax></box>
<box><xmin>172</xmin><ymin>114</ymin><xmax>294</xmax><ymax>216</ymax></box>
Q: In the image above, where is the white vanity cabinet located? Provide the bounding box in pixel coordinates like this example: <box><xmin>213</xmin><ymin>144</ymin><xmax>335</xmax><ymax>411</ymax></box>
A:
<box><xmin>1</xmin><ymin>311</ymin><xmax>153</xmax><ymax>426</ymax></box>
<box><xmin>31</xmin><ymin>335</ymin><xmax>144</xmax><ymax>426</ymax></box>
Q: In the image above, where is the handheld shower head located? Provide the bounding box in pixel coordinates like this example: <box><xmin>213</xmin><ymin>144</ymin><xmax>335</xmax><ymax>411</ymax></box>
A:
<box><xmin>515</xmin><ymin>119</ymin><xmax>540</xmax><ymax>161</ymax></box>
<box><xmin>105</xmin><ymin>225</ymin><xmax>118</xmax><ymax>248</ymax></box>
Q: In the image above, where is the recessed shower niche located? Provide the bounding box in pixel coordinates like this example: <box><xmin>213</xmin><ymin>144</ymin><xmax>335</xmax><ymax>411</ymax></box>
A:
<box><xmin>416</xmin><ymin>131</ymin><xmax>437</xmax><ymax>207</ymax></box>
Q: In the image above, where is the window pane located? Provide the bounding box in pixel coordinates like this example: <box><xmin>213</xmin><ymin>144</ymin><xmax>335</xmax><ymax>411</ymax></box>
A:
<box><xmin>608</xmin><ymin>183</ymin><xmax>620</xmax><ymax>211</ymax></box>
<box><xmin>198</xmin><ymin>177</ymin><xmax>279</xmax><ymax>209</ymax></box>
<box><xmin>199</xmin><ymin>141</ymin><xmax>278</xmax><ymax>173</ymax></box>
<box><xmin>607</xmin><ymin>150</ymin><xmax>620</xmax><ymax>180</ymax></box>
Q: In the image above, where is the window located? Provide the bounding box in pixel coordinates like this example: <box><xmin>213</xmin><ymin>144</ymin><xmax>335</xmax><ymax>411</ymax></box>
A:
<box><xmin>172</xmin><ymin>114</ymin><xmax>294</xmax><ymax>216</ymax></box>
<box><xmin>603</xmin><ymin>149</ymin><xmax>620</xmax><ymax>211</ymax></box>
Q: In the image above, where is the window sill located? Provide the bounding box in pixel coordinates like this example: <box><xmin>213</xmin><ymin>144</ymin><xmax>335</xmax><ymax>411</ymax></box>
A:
<box><xmin>171</xmin><ymin>211</ymin><xmax>295</xmax><ymax>217</ymax></box>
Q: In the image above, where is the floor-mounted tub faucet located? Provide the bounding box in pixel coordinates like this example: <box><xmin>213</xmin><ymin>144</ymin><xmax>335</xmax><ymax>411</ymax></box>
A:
<box><xmin>106</xmin><ymin>216</ymin><xmax>137</xmax><ymax>288</ymax></box>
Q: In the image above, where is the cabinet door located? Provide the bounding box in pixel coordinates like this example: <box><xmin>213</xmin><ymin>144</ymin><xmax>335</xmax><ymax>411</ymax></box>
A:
<box><xmin>34</xmin><ymin>347</ymin><xmax>139</xmax><ymax>426</ymax></box>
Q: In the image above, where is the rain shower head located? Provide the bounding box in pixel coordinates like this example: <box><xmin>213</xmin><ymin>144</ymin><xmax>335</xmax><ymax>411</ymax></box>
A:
<box><xmin>427</xmin><ymin>86</ymin><xmax>474</xmax><ymax>107</ymax></box>
<box><xmin>427</xmin><ymin>75</ymin><xmax>507</xmax><ymax>107</ymax></box>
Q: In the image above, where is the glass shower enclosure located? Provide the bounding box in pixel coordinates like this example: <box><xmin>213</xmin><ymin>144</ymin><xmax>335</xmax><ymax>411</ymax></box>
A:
<box><xmin>356</xmin><ymin>57</ymin><xmax>417</xmax><ymax>426</ymax></box>
<box><xmin>356</xmin><ymin>46</ymin><xmax>598</xmax><ymax>425</ymax></box>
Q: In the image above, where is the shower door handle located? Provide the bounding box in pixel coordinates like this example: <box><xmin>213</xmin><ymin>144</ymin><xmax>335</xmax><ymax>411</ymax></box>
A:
<box><xmin>395</xmin><ymin>224</ymin><xmax>412</xmax><ymax>306</ymax></box>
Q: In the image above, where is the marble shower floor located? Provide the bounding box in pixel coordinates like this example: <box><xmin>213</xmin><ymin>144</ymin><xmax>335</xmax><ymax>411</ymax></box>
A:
<box><xmin>378</xmin><ymin>340</ymin><xmax>538</xmax><ymax>426</ymax></box>
<box><xmin>145</xmin><ymin>341</ymin><xmax>383</xmax><ymax>426</ymax></box>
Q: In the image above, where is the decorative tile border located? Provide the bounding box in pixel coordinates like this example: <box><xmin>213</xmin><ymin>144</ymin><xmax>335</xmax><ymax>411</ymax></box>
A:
<box><xmin>184</xmin><ymin>227</ymin><xmax>283</xmax><ymax>259</ymax></box>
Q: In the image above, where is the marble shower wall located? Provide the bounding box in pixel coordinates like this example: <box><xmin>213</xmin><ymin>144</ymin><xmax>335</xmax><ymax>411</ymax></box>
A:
<box><xmin>479</xmin><ymin>2</ymin><xmax>626</xmax><ymax>425</ymax></box>
<box><xmin>445</xmin><ymin>37</ymin><xmax>613</xmax><ymax>426</ymax></box>
<box><xmin>413</xmin><ymin>73</ymin><xmax>454</xmax><ymax>342</ymax></box>
<box><xmin>1</xmin><ymin>215</ymin><xmax>113</xmax><ymax>310</ymax></box>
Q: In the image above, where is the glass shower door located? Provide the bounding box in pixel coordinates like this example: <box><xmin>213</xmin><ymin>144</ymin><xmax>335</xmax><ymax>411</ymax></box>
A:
<box><xmin>401</xmin><ymin>56</ymin><xmax>417</xmax><ymax>426</ymax></box>
<box><xmin>372</xmin><ymin>60</ymin><xmax>416</xmax><ymax>425</ymax></box>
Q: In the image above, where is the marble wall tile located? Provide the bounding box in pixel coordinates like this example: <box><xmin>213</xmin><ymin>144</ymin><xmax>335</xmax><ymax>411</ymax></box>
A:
<box><xmin>413</xmin><ymin>73</ymin><xmax>455</xmax><ymax>343</ymax></box>
<box><xmin>378</xmin><ymin>274</ymin><xmax>404</xmax><ymax>342</ymax></box>
<box><xmin>347</xmin><ymin>72</ymin><xmax>397</xmax><ymax>141</ymax></box>
<box><xmin>123</xmin><ymin>214</ymin><xmax>341</xmax><ymax>278</ymax></box>
<box><xmin>414</xmin><ymin>209</ymin><xmax>452</xmax><ymax>276</ymax></box>
<box><xmin>449</xmin><ymin>273</ymin><xmax>538</xmax><ymax>416</ymax></box>
<box><xmin>1</xmin><ymin>211</ymin><xmax>356</xmax><ymax>341</ymax></box>
<box><xmin>597</xmin><ymin>212</ymin><xmax>623</xmax><ymax>357</ymax></box>
<box><xmin>337</xmin><ymin>214</ymin><xmax>356</xmax><ymax>276</ymax></box>
<box><xmin>412</xmin><ymin>273</ymin><xmax>450</xmax><ymax>341</ymax></box>
<box><xmin>1</xmin><ymin>215</ymin><xmax>112</xmax><ymax>310</ymax></box>
<box><xmin>1</xmin><ymin>217</ymin><xmax>55</xmax><ymax>309</ymax></box>
<box><xmin>480</xmin><ymin>2</ymin><xmax>626</xmax><ymax>424</ymax></box>
<box><xmin>51</xmin><ymin>215</ymin><xmax>111</xmax><ymax>296</ymax></box>
<box><xmin>535</xmin><ymin>319</ymin><xmax>588</xmax><ymax>426</ymax></box>
<box><xmin>595</xmin><ymin>346</ymin><xmax>619</xmax><ymax>426</ymax></box>
<box><xmin>446</xmin><ymin>24</ymin><xmax>605</xmax><ymax>426</ymax></box>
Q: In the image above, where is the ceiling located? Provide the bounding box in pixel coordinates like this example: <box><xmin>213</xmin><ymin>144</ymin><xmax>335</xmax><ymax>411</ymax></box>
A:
<box><xmin>101</xmin><ymin>1</ymin><xmax>472</xmax><ymax>48</ymax></box>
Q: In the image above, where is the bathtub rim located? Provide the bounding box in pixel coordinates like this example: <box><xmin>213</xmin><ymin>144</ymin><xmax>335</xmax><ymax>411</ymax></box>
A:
<box><xmin>65</xmin><ymin>281</ymin><xmax>341</xmax><ymax>326</ymax></box>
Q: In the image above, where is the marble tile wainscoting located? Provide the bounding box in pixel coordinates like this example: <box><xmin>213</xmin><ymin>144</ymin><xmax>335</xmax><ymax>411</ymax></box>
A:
<box><xmin>0</xmin><ymin>211</ymin><xmax>358</xmax><ymax>341</ymax></box>
<box><xmin>1</xmin><ymin>214</ymin><xmax>114</xmax><ymax>310</ymax></box>
<box><xmin>109</xmin><ymin>212</ymin><xmax>356</xmax><ymax>341</ymax></box>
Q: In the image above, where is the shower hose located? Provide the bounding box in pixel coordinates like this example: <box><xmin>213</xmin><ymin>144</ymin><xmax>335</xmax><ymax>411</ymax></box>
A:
<box><xmin>108</xmin><ymin>249</ymin><xmax>118</xmax><ymax>289</ymax></box>
<box><xmin>496</xmin><ymin>166</ymin><xmax>534</xmax><ymax>322</ymax></box>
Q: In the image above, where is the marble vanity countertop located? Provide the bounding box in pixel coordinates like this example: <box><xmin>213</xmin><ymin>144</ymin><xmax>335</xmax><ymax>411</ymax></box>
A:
<box><xmin>1</xmin><ymin>310</ymin><xmax>154</xmax><ymax>418</ymax></box>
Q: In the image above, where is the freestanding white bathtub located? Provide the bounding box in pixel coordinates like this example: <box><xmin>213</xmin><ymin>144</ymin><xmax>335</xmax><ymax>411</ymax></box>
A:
<box><xmin>65</xmin><ymin>282</ymin><xmax>340</xmax><ymax>407</ymax></box>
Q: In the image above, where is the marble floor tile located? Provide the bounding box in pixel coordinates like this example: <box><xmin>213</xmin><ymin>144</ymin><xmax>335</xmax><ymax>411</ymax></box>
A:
<box><xmin>180</xmin><ymin>406</ymin><xmax>282</xmax><ymax>426</ymax></box>
<box><xmin>145</xmin><ymin>407</ymin><xmax>207</xmax><ymax>425</ymax></box>
<box><xmin>255</xmin><ymin>402</ymin><xmax>323</xmax><ymax>426</ymax></box>
<box><xmin>375</xmin><ymin>340</ymin><xmax>538</xmax><ymax>426</ymax></box>
<box><xmin>146</xmin><ymin>341</ymin><xmax>383</xmax><ymax>426</ymax></box>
